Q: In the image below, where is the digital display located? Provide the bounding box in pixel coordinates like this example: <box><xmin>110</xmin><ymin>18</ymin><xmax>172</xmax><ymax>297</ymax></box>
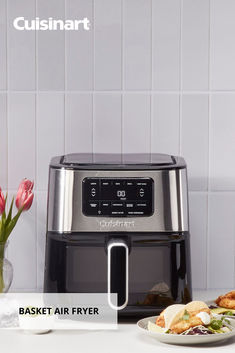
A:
<box><xmin>82</xmin><ymin>178</ymin><xmax>153</xmax><ymax>217</ymax></box>
<box><xmin>101</xmin><ymin>183</ymin><xmax>139</xmax><ymax>201</ymax></box>
<box><xmin>117</xmin><ymin>190</ymin><xmax>126</xmax><ymax>198</ymax></box>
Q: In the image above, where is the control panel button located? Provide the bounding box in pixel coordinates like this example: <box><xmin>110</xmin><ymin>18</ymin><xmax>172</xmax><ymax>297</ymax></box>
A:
<box><xmin>127</xmin><ymin>211</ymin><xmax>144</xmax><ymax>215</ymax></box>
<box><xmin>83</xmin><ymin>179</ymin><xmax>100</xmax><ymax>201</ymax></box>
<box><xmin>85</xmin><ymin>201</ymin><xmax>100</xmax><ymax>215</ymax></box>
<box><xmin>112</xmin><ymin>202</ymin><xmax>124</xmax><ymax>207</ymax></box>
<box><xmin>111</xmin><ymin>201</ymin><xmax>125</xmax><ymax>215</ymax></box>
<box><xmin>101</xmin><ymin>202</ymin><xmax>110</xmax><ymax>207</ymax></box>
<box><xmin>89</xmin><ymin>202</ymin><xmax>98</xmax><ymax>208</ymax></box>
<box><xmin>90</xmin><ymin>181</ymin><xmax>98</xmax><ymax>186</ymax></box>
<box><xmin>136</xmin><ymin>202</ymin><xmax>147</xmax><ymax>207</ymax></box>
<box><xmin>126</xmin><ymin>202</ymin><xmax>134</xmax><ymax>208</ymax></box>
<box><xmin>91</xmin><ymin>188</ymin><xmax>97</xmax><ymax>197</ymax></box>
<box><xmin>111</xmin><ymin>210</ymin><xmax>125</xmax><ymax>215</ymax></box>
<box><xmin>139</xmin><ymin>188</ymin><xmax>145</xmax><ymax>197</ymax></box>
<box><xmin>114</xmin><ymin>181</ymin><xmax>121</xmax><ymax>186</ymax></box>
<box><xmin>101</xmin><ymin>181</ymin><xmax>110</xmax><ymax>186</ymax></box>
<box><xmin>100</xmin><ymin>202</ymin><xmax>110</xmax><ymax>216</ymax></box>
<box><xmin>134</xmin><ymin>202</ymin><xmax>151</xmax><ymax>215</ymax></box>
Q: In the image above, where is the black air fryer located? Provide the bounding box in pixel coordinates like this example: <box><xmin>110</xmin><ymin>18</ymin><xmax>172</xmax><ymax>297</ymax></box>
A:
<box><xmin>44</xmin><ymin>153</ymin><xmax>192</xmax><ymax>316</ymax></box>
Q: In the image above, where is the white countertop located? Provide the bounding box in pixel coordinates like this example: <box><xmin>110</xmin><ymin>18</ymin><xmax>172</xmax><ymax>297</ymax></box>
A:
<box><xmin>0</xmin><ymin>290</ymin><xmax>234</xmax><ymax>353</ymax></box>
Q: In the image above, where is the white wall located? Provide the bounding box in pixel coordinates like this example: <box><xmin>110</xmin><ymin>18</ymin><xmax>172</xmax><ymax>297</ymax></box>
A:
<box><xmin>0</xmin><ymin>0</ymin><xmax>235</xmax><ymax>291</ymax></box>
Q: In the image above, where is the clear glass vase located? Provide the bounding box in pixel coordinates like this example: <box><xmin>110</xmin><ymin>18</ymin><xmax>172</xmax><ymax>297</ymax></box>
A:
<box><xmin>0</xmin><ymin>241</ymin><xmax>13</xmax><ymax>293</ymax></box>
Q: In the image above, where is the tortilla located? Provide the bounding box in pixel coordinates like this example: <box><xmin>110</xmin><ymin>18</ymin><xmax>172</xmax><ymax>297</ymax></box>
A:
<box><xmin>184</xmin><ymin>301</ymin><xmax>209</xmax><ymax>312</ymax></box>
<box><xmin>163</xmin><ymin>304</ymin><xmax>185</xmax><ymax>329</ymax></box>
<box><xmin>168</xmin><ymin>301</ymin><xmax>209</xmax><ymax>328</ymax></box>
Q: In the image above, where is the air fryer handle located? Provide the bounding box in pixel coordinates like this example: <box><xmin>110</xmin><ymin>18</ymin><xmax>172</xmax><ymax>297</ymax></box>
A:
<box><xmin>107</xmin><ymin>239</ymin><xmax>129</xmax><ymax>310</ymax></box>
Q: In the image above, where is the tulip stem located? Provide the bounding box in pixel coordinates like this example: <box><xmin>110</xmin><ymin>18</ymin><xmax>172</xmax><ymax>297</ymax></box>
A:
<box><xmin>0</xmin><ymin>243</ymin><xmax>5</xmax><ymax>293</ymax></box>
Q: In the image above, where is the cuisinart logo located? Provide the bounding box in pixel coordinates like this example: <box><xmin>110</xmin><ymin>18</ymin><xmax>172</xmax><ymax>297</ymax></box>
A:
<box><xmin>13</xmin><ymin>17</ymin><xmax>90</xmax><ymax>31</ymax></box>
<box><xmin>99</xmin><ymin>220</ymin><xmax>135</xmax><ymax>229</ymax></box>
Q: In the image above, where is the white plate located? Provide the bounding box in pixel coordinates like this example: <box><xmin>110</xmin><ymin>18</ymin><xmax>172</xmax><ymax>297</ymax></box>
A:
<box><xmin>137</xmin><ymin>316</ymin><xmax>235</xmax><ymax>345</ymax></box>
<box><xmin>206</xmin><ymin>300</ymin><xmax>235</xmax><ymax>319</ymax></box>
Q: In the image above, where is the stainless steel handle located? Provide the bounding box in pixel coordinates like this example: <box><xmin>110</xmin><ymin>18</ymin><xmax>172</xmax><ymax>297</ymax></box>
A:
<box><xmin>107</xmin><ymin>240</ymin><xmax>129</xmax><ymax>310</ymax></box>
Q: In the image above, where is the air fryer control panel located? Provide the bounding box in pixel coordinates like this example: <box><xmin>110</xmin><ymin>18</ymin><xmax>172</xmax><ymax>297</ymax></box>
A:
<box><xmin>82</xmin><ymin>177</ymin><xmax>154</xmax><ymax>217</ymax></box>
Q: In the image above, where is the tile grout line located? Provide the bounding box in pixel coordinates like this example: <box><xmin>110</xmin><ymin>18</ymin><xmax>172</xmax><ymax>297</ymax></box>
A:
<box><xmin>121</xmin><ymin>0</ymin><xmax>124</xmax><ymax>159</ymax></box>
<box><xmin>179</xmin><ymin>0</ymin><xmax>183</xmax><ymax>155</ymax></box>
<box><xmin>150</xmin><ymin>0</ymin><xmax>153</xmax><ymax>158</ymax></box>
<box><xmin>35</xmin><ymin>0</ymin><xmax>38</xmax><ymax>91</ymax></box>
<box><xmin>35</xmin><ymin>91</ymin><xmax>38</xmax><ymax>290</ymax></box>
<box><xmin>34</xmin><ymin>2</ymin><xmax>38</xmax><ymax>289</ymax></box>
<box><xmin>6</xmin><ymin>0</ymin><xmax>8</xmax><ymax>192</ymax></box>
<box><xmin>64</xmin><ymin>0</ymin><xmax>67</xmax><ymax>154</ymax></box>
<box><xmin>4</xmin><ymin>0</ymin><xmax>8</xmax><ymax>93</ymax></box>
<box><xmin>92</xmin><ymin>0</ymin><xmax>95</xmax><ymax>154</ymax></box>
<box><xmin>64</xmin><ymin>0</ymin><xmax>67</xmax><ymax>93</ymax></box>
<box><xmin>5</xmin><ymin>0</ymin><xmax>9</xmax><ymax>258</ymax></box>
<box><xmin>206</xmin><ymin>0</ymin><xmax>212</xmax><ymax>290</ymax></box>
<box><xmin>3</xmin><ymin>89</ymin><xmax>235</xmax><ymax>94</ymax></box>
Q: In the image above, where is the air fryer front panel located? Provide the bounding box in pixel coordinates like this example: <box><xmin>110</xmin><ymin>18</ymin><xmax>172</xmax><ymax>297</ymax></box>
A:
<box><xmin>47</xmin><ymin>168</ymin><xmax>188</xmax><ymax>233</ymax></box>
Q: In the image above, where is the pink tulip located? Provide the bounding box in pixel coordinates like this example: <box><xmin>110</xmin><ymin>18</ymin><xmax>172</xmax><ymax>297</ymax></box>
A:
<box><xmin>15</xmin><ymin>179</ymin><xmax>34</xmax><ymax>211</ymax></box>
<box><xmin>0</xmin><ymin>188</ymin><xmax>5</xmax><ymax>215</ymax></box>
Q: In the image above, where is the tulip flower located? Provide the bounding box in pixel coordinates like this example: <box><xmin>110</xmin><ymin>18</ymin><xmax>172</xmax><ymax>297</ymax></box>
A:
<box><xmin>0</xmin><ymin>188</ymin><xmax>5</xmax><ymax>215</ymax></box>
<box><xmin>15</xmin><ymin>179</ymin><xmax>34</xmax><ymax>211</ymax></box>
<box><xmin>0</xmin><ymin>178</ymin><xmax>34</xmax><ymax>292</ymax></box>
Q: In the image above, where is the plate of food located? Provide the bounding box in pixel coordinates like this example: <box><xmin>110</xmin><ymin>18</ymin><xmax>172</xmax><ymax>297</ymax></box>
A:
<box><xmin>137</xmin><ymin>300</ymin><xmax>235</xmax><ymax>345</ymax></box>
<box><xmin>207</xmin><ymin>290</ymin><xmax>235</xmax><ymax>318</ymax></box>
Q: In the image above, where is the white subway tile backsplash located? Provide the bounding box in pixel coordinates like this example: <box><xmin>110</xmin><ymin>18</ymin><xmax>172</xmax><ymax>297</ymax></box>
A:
<box><xmin>66</xmin><ymin>0</ymin><xmax>93</xmax><ymax>90</ymax></box>
<box><xmin>189</xmin><ymin>192</ymin><xmax>207</xmax><ymax>289</ymax></box>
<box><xmin>2</xmin><ymin>0</ymin><xmax>235</xmax><ymax>291</ymax></box>
<box><xmin>37</xmin><ymin>0</ymin><xmax>65</xmax><ymax>90</ymax></box>
<box><xmin>208</xmin><ymin>193</ymin><xmax>235</xmax><ymax>288</ymax></box>
<box><xmin>181</xmin><ymin>94</ymin><xmax>209</xmax><ymax>191</ymax></box>
<box><xmin>0</xmin><ymin>0</ymin><xmax>7</xmax><ymax>90</ymax></box>
<box><xmin>8</xmin><ymin>93</ymin><xmax>36</xmax><ymax>190</ymax></box>
<box><xmin>8</xmin><ymin>0</ymin><xmax>36</xmax><ymax>90</ymax></box>
<box><xmin>123</xmin><ymin>94</ymin><xmax>150</xmax><ymax>153</ymax></box>
<box><xmin>124</xmin><ymin>0</ymin><xmax>151</xmax><ymax>90</ymax></box>
<box><xmin>93</xmin><ymin>93</ymin><xmax>121</xmax><ymax>153</ymax></box>
<box><xmin>8</xmin><ymin>191</ymin><xmax>37</xmax><ymax>291</ymax></box>
<box><xmin>151</xmin><ymin>94</ymin><xmax>179</xmax><ymax>155</ymax></box>
<box><xmin>36</xmin><ymin>191</ymin><xmax>47</xmax><ymax>290</ymax></box>
<box><xmin>210</xmin><ymin>94</ymin><xmax>235</xmax><ymax>190</ymax></box>
<box><xmin>182</xmin><ymin>0</ymin><xmax>209</xmax><ymax>90</ymax></box>
<box><xmin>0</xmin><ymin>93</ymin><xmax>7</xmax><ymax>189</ymax></box>
<box><xmin>211</xmin><ymin>0</ymin><xmax>235</xmax><ymax>90</ymax></box>
<box><xmin>37</xmin><ymin>93</ymin><xmax>64</xmax><ymax>190</ymax></box>
<box><xmin>94</xmin><ymin>0</ymin><xmax>122</xmax><ymax>90</ymax></box>
<box><xmin>152</xmin><ymin>0</ymin><xmax>180</xmax><ymax>90</ymax></box>
<box><xmin>65</xmin><ymin>93</ymin><xmax>93</xmax><ymax>153</ymax></box>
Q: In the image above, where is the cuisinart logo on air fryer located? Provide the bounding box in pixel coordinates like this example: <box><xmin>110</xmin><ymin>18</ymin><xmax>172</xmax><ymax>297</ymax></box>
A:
<box><xmin>99</xmin><ymin>220</ymin><xmax>135</xmax><ymax>229</ymax></box>
<box><xmin>13</xmin><ymin>17</ymin><xmax>90</xmax><ymax>31</ymax></box>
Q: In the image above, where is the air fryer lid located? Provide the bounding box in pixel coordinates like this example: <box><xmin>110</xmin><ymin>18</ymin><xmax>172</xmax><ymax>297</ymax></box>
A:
<box><xmin>62</xmin><ymin>153</ymin><xmax>174</xmax><ymax>165</ymax></box>
<box><xmin>50</xmin><ymin>153</ymin><xmax>186</xmax><ymax>170</ymax></box>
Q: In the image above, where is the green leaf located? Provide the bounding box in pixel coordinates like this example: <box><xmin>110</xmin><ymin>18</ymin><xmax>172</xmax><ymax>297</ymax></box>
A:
<box><xmin>0</xmin><ymin>216</ymin><xmax>6</xmax><ymax>242</ymax></box>
<box><xmin>3</xmin><ymin>207</ymin><xmax>24</xmax><ymax>241</ymax></box>
<box><xmin>5</xmin><ymin>197</ymin><xmax>14</xmax><ymax>226</ymax></box>
<box><xmin>0</xmin><ymin>219</ymin><xmax>3</xmax><ymax>242</ymax></box>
